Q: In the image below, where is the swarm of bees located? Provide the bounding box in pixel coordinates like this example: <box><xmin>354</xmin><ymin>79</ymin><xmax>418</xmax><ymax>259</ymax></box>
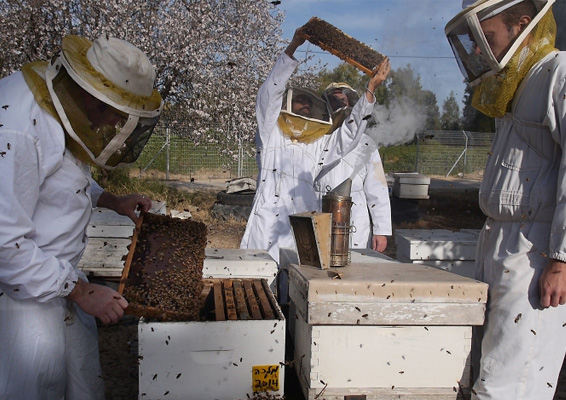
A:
<box><xmin>121</xmin><ymin>212</ymin><xmax>208</xmax><ymax>321</ymax></box>
<box><xmin>299</xmin><ymin>17</ymin><xmax>386</xmax><ymax>76</ymax></box>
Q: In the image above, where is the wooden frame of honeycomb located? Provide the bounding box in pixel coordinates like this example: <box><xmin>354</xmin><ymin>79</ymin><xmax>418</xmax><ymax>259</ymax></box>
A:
<box><xmin>299</xmin><ymin>17</ymin><xmax>386</xmax><ymax>76</ymax></box>
<box><xmin>118</xmin><ymin>212</ymin><xmax>208</xmax><ymax>321</ymax></box>
<box><xmin>118</xmin><ymin>213</ymin><xmax>280</xmax><ymax>322</ymax></box>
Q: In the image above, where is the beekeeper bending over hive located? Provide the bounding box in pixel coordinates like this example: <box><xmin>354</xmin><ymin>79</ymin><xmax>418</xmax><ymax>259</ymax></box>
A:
<box><xmin>445</xmin><ymin>0</ymin><xmax>566</xmax><ymax>398</ymax></box>
<box><xmin>0</xmin><ymin>35</ymin><xmax>162</xmax><ymax>399</ymax></box>
<box><xmin>240</xmin><ymin>28</ymin><xmax>390</xmax><ymax>263</ymax></box>
<box><xmin>316</xmin><ymin>82</ymin><xmax>392</xmax><ymax>252</ymax></box>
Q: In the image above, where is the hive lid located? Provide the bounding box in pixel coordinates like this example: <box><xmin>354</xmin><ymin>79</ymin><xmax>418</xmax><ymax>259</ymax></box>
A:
<box><xmin>203</xmin><ymin>248</ymin><xmax>278</xmax><ymax>278</ymax></box>
<box><xmin>393</xmin><ymin>172</ymin><xmax>431</xmax><ymax>185</ymax></box>
<box><xmin>290</xmin><ymin>261</ymin><xmax>487</xmax><ymax>304</ymax></box>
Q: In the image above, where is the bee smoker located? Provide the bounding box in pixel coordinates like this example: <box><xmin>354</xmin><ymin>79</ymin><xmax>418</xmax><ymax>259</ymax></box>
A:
<box><xmin>322</xmin><ymin>178</ymin><xmax>353</xmax><ymax>267</ymax></box>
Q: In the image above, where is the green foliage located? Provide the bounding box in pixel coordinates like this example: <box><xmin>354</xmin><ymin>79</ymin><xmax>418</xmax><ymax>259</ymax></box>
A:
<box><xmin>380</xmin><ymin>135</ymin><xmax>491</xmax><ymax>176</ymax></box>
<box><xmin>441</xmin><ymin>91</ymin><xmax>463</xmax><ymax>131</ymax></box>
<box><xmin>91</xmin><ymin>167</ymin><xmax>214</xmax><ymax>211</ymax></box>
<box><xmin>380</xmin><ymin>144</ymin><xmax>417</xmax><ymax>172</ymax></box>
<box><xmin>316</xmin><ymin>63</ymin><xmax>368</xmax><ymax>94</ymax></box>
<box><xmin>420</xmin><ymin>90</ymin><xmax>441</xmax><ymax>131</ymax></box>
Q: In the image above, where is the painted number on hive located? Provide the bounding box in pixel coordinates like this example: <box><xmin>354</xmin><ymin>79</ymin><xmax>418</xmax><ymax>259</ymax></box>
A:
<box><xmin>252</xmin><ymin>365</ymin><xmax>279</xmax><ymax>392</ymax></box>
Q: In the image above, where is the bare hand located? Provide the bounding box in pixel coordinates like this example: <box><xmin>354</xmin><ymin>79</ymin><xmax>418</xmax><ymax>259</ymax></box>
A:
<box><xmin>285</xmin><ymin>28</ymin><xmax>307</xmax><ymax>58</ymax></box>
<box><xmin>97</xmin><ymin>192</ymin><xmax>152</xmax><ymax>224</ymax></box>
<box><xmin>372</xmin><ymin>235</ymin><xmax>388</xmax><ymax>253</ymax></box>
<box><xmin>539</xmin><ymin>259</ymin><xmax>566</xmax><ymax>308</ymax></box>
<box><xmin>67</xmin><ymin>280</ymin><xmax>128</xmax><ymax>325</ymax></box>
<box><xmin>114</xmin><ymin>194</ymin><xmax>152</xmax><ymax>223</ymax></box>
<box><xmin>367</xmin><ymin>57</ymin><xmax>391</xmax><ymax>93</ymax></box>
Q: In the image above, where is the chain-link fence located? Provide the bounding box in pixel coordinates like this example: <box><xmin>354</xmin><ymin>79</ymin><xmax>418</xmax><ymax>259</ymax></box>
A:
<box><xmin>136</xmin><ymin>129</ymin><xmax>494</xmax><ymax>181</ymax></box>
<box><xmin>382</xmin><ymin>130</ymin><xmax>494</xmax><ymax>177</ymax></box>
<box><xmin>135</xmin><ymin>126</ymin><xmax>258</xmax><ymax>180</ymax></box>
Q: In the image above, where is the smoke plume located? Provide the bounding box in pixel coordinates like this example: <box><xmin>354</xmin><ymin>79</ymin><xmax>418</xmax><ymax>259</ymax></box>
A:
<box><xmin>365</xmin><ymin>96</ymin><xmax>427</xmax><ymax>148</ymax></box>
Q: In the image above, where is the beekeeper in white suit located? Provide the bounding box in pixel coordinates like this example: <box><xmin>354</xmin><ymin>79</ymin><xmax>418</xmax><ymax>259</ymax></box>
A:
<box><xmin>0</xmin><ymin>35</ymin><xmax>162</xmax><ymax>399</ymax></box>
<box><xmin>316</xmin><ymin>82</ymin><xmax>392</xmax><ymax>252</ymax></box>
<box><xmin>445</xmin><ymin>0</ymin><xmax>566</xmax><ymax>398</ymax></box>
<box><xmin>240</xmin><ymin>28</ymin><xmax>390</xmax><ymax>263</ymax></box>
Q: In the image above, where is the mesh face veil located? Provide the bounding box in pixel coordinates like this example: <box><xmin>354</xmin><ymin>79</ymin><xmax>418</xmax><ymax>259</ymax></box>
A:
<box><xmin>45</xmin><ymin>35</ymin><xmax>163</xmax><ymax>169</ymax></box>
<box><xmin>277</xmin><ymin>87</ymin><xmax>334</xmax><ymax>143</ymax></box>
<box><xmin>445</xmin><ymin>0</ymin><xmax>555</xmax><ymax>87</ymax></box>
<box><xmin>323</xmin><ymin>82</ymin><xmax>360</xmax><ymax>112</ymax></box>
<box><xmin>322</xmin><ymin>82</ymin><xmax>361</xmax><ymax>134</ymax></box>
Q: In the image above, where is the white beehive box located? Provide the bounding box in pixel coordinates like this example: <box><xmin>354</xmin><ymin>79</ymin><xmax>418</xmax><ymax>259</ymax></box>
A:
<box><xmin>392</xmin><ymin>172</ymin><xmax>430</xmax><ymax>199</ymax></box>
<box><xmin>138</xmin><ymin>279</ymin><xmax>286</xmax><ymax>400</ymax></box>
<box><xmin>395</xmin><ymin>229</ymin><xmax>481</xmax><ymax>279</ymax></box>
<box><xmin>288</xmin><ymin>261</ymin><xmax>488</xmax><ymax>400</ymax></box>
<box><xmin>203</xmin><ymin>248</ymin><xmax>278</xmax><ymax>292</ymax></box>
<box><xmin>78</xmin><ymin>202</ymin><xmax>166</xmax><ymax>278</ymax></box>
<box><xmin>281</xmin><ymin>248</ymin><xmax>400</xmax><ymax>338</ymax></box>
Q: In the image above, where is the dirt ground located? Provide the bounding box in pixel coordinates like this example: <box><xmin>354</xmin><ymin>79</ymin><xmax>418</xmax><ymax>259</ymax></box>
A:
<box><xmin>97</xmin><ymin>183</ymin><xmax>566</xmax><ymax>400</ymax></box>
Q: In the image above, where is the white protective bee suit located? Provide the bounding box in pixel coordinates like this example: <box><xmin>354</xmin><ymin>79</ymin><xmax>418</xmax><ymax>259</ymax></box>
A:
<box><xmin>472</xmin><ymin>50</ymin><xmax>566</xmax><ymax>400</ymax></box>
<box><xmin>0</xmin><ymin>34</ymin><xmax>161</xmax><ymax>400</ymax></box>
<box><xmin>446</xmin><ymin>0</ymin><xmax>566</xmax><ymax>398</ymax></box>
<box><xmin>315</xmin><ymin>134</ymin><xmax>392</xmax><ymax>249</ymax></box>
<box><xmin>240</xmin><ymin>53</ymin><xmax>375</xmax><ymax>263</ymax></box>
<box><xmin>0</xmin><ymin>71</ymin><xmax>105</xmax><ymax>399</ymax></box>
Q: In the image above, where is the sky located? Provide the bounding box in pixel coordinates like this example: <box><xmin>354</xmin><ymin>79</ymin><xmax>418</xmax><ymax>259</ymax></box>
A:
<box><xmin>278</xmin><ymin>0</ymin><xmax>467</xmax><ymax>108</ymax></box>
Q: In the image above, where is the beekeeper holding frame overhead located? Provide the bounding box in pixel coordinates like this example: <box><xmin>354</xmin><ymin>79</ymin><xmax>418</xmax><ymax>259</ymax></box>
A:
<box><xmin>240</xmin><ymin>28</ymin><xmax>390</xmax><ymax>264</ymax></box>
<box><xmin>445</xmin><ymin>0</ymin><xmax>566</xmax><ymax>398</ymax></box>
<box><xmin>0</xmin><ymin>34</ymin><xmax>162</xmax><ymax>399</ymax></box>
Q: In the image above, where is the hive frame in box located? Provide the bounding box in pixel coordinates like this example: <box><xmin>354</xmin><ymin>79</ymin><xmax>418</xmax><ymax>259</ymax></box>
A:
<box><xmin>138</xmin><ymin>277</ymin><xmax>286</xmax><ymax>400</ymax></box>
<box><xmin>117</xmin><ymin>212</ymin><xmax>207</xmax><ymax>320</ymax></box>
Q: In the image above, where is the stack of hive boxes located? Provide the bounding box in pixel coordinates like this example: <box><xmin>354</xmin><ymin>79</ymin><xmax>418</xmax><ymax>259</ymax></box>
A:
<box><xmin>395</xmin><ymin>229</ymin><xmax>481</xmax><ymax>279</ymax></box>
<box><xmin>281</xmin><ymin>247</ymin><xmax>488</xmax><ymax>400</ymax></box>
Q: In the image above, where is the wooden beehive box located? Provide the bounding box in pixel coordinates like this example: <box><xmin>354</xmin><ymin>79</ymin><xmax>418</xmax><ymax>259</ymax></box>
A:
<box><xmin>299</xmin><ymin>17</ymin><xmax>387</xmax><ymax>76</ymax></box>
<box><xmin>288</xmin><ymin>261</ymin><xmax>488</xmax><ymax>400</ymax></box>
<box><xmin>395</xmin><ymin>229</ymin><xmax>481</xmax><ymax>279</ymax></box>
<box><xmin>78</xmin><ymin>202</ymin><xmax>166</xmax><ymax>279</ymax></box>
<box><xmin>203</xmin><ymin>248</ymin><xmax>279</xmax><ymax>292</ymax></box>
<box><xmin>392</xmin><ymin>172</ymin><xmax>431</xmax><ymax>199</ymax></box>
<box><xmin>138</xmin><ymin>277</ymin><xmax>286</xmax><ymax>400</ymax></box>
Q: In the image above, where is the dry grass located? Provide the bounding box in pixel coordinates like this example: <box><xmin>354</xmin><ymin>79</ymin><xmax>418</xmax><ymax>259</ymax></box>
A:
<box><xmin>96</xmin><ymin>169</ymin><xmax>247</xmax><ymax>249</ymax></box>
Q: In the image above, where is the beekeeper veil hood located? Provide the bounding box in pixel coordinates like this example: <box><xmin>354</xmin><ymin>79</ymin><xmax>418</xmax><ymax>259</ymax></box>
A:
<box><xmin>445</xmin><ymin>0</ymin><xmax>557</xmax><ymax>117</ymax></box>
<box><xmin>322</xmin><ymin>82</ymin><xmax>360</xmax><ymax>134</ymax></box>
<box><xmin>44</xmin><ymin>35</ymin><xmax>163</xmax><ymax>169</ymax></box>
<box><xmin>278</xmin><ymin>87</ymin><xmax>333</xmax><ymax>143</ymax></box>
<box><xmin>323</xmin><ymin>82</ymin><xmax>360</xmax><ymax>112</ymax></box>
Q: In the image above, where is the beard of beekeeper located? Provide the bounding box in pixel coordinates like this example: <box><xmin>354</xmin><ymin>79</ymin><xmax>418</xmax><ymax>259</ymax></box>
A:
<box><xmin>291</xmin><ymin>93</ymin><xmax>314</xmax><ymax>117</ymax></box>
<box><xmin>0</xmin><ymin>34</ymin><xmax>162</xmax><ymax>400</ymax></box>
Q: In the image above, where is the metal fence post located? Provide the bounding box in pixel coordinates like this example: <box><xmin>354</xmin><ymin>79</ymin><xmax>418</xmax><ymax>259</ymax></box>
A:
<box><xmin>238</xmin><ymin>137</ymin><xmax>243</xmax><ymax>177</ymax></box>
<box><xmin>415</xmin><ymin>133</ymin><xmax>420</xmax><ymax>173</ymax></box>
<box><xmin>166</xmin><ymin>128</ymin><xmax>170</xmax><ymax>180</ymax></box>
<box><xmin>463</xmin><ymin>130</ymin><xmax>469</xmax><ymax>177</ymax></box>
